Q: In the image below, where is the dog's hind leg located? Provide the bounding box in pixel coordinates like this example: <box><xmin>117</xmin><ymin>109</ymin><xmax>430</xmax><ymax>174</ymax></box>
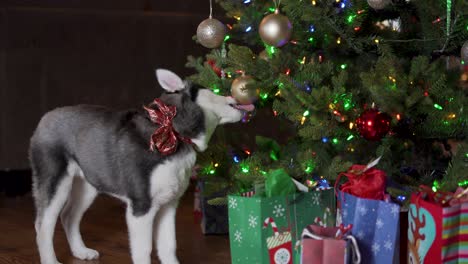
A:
<box><xmin>154</xmin><ymin>200</ymin><xmax>179</xmax><ymax>264</ymax></box>
<box><xmin>32</xmin><ymin>160</ymin><xmax>73</xmax><ymax>264</ymax></box>
<box><xmin>60</xmin><ymin>175</ymin><xmax>99</xmax><ymax>260</ymax></box>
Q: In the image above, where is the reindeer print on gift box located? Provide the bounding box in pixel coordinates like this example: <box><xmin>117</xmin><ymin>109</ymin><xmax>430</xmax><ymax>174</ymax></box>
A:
<box><xmin>408</xmin><ymin>204</ymin><xmax>436</xmax><ymax>264</ymax></box>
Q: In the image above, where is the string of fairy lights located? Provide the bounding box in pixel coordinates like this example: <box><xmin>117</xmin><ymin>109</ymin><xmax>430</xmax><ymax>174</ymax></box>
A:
<box><xmin>195</xmin><ymin>0</ymin><xmax>468</xmax><ymax>190</ymax></box>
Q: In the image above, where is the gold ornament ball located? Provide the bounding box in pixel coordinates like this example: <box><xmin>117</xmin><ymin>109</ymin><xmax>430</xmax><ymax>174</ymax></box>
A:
<box><xmin>231</xmin><ymin>75</ymin><xmax>258</xmax><ymax>104</ymax></box>
<box><xmin>367</xmin><ymin>0</ymin><xmax>390</xmax><ymax>10</ymax></box>
<box><xmin>259</xmin><ymin>11</ymin><xmax>292</xmax><ymax>47</ymax></box>
<box><xmin>196</xmin><ymin>18</ymin><xmax>226</xmax><ymax>49</ymax></box>
<box><xmin>461</xmin><ymin>41</ymin><xmax>468</xmax><ymax>63</ymax></box>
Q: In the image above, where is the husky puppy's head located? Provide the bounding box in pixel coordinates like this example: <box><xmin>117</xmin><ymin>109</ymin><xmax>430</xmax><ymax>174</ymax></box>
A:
<box><xmin>155</xmin><ymin>69</ymin><xmax>254</xmax><ymax>152</ymax></box>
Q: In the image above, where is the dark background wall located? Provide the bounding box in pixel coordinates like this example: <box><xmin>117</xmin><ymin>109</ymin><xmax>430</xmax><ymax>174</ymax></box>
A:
<box><xmin>0</xmin><ymin>0</ymin><xmax>212</xmax><ymax>169</ymax></box>
<box><xmin>0</xmin><ymin>0</ymin><xmax>292</xmax><ymax>176</ymax></box>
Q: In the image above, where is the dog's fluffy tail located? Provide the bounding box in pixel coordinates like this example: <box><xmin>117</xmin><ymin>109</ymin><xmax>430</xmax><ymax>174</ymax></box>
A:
<box><xmin>30</xmin><ymin>111</ymin><xmax>69</xmax><ymax>231</ymax></box>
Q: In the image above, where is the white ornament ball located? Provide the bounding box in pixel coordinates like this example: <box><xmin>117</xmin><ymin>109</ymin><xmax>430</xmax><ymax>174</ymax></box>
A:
<box><xmin>367</xmin><ymin>0</ymin><xmax>391</xmax><ymax>10</ymax></box>
<box><xmin>259</xmin><ymin>11</ymin><xmax>292</xmax><ymax>47</ymax></box>
<box><xmin>461</xmin><ymin>41</ymin><xmax>468</xmax><ymax>63</ymax></box>
<box><xmin>196</xmin><ymin>18</ymin><xmax>226</xmax><ymax>49</ymax></box>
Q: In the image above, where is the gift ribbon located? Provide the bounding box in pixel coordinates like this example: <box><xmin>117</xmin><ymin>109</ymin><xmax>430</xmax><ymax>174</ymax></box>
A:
<box><xmin>335</xmin><ymin>224</ymin><xmax>353</xmax><ymax>240</ymax></box>
<box><xmin>417</xmin><ymin>185</ymin><xmax>468</xmax><ymax>207</ymax></box>
<box><xmin>143</xmin><ymin>99</ymin><xmax>193</xmax><ymax>155</ymax></box>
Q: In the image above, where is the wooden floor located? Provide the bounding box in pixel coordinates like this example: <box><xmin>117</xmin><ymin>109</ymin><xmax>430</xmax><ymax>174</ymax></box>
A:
<box><xmin>0</xmin><ymin>188</ymin><xmax>231</xmax><ymax>264</ymax></box>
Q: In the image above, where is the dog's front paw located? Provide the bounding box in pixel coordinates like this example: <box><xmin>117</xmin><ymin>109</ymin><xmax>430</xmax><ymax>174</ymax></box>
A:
<box><xmin>160</xmin><ymin>257</ymin><xmax>180</xmax><ymax>264</ymax></box>
<box><xmin>72</xmin><ymin>247</ymin><xmax>100</xmax><ymax>260</ymax></box>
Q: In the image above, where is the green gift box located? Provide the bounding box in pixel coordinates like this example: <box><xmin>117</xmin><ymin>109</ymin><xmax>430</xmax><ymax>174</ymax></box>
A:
<box><xmin>228</xmin><ymin>189</ymin><xmax>336</xmax><ymax>264</ymax></box>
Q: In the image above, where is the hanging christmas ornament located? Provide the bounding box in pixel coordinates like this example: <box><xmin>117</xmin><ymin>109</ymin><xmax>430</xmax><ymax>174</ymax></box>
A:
<box><xmin>231</xmin><ymin>74</ymin><xmax>258</xmax><ymax>104</ymax></box>
<box><xmin>461</xmin><ymin>41</ymin><xmax>468</xmax><ymax>63</ymax></box>
<box><xmin>367</xmin><ymin>0</ymin><xmax>390</xmax><ymax>10</ymax></box>
<box><xmin>206</xmin><ymin>59</ymin><xmax>222</xmax><ymax>77</ymax></box>
<box><xmin>259</xmin><ymin>2</ymin><xmax>292</xmax><ymax>47</ymax></box>
<box><xmin>356</xmin><ymin>109</ymin><xmax>392</xmax><ymax>141</ymax></box>
<box><xmin>196</xmin><ymin>0</ymin><xmax>226</xmax><ymax>48</ymax></box>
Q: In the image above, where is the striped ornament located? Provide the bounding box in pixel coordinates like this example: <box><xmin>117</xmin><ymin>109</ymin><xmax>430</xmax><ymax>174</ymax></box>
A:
<box><xmin>241</xmin><ymin>191</ymin><xmax>255</xmax><ymax>197</ymax></box>
<box><xmin>442</xmin><ymin>202</ymin><xmax>468</xmax><ymax>262</ymax></box>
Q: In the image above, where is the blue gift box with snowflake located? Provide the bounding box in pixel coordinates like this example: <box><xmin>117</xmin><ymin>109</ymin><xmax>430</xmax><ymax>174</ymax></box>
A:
<box><xmin>228</xmin><ymin>189</ymin><xmax>336</xmax><ymax>264</ymax></box>
<box><xmin>338</xmin><ymin>191</ymin><xmax>401</xmax><ymax>264</ymax></box>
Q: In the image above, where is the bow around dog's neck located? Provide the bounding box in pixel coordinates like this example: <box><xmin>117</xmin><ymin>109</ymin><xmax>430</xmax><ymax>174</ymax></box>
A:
<box><xmin>143</xmin><ymin>94</ymin><xmax>207</xmax><ymax>154</ymax></box>
<box><xmin>143</xmin><ymin>99</ymin><xmax>194</xmax><ymax>155</ymax></box>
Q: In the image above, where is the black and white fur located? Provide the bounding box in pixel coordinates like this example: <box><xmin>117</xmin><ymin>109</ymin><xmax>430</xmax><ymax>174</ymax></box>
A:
<box><xmin>30</xmin><ymin>69</ymin><xmax>247</xmax><ymax>264</ymax></box>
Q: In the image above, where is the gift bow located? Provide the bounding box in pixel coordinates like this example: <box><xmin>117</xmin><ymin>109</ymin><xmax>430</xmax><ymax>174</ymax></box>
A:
<box><xmin>450</xmin><ymin>187</ymin><xmax>468</xmax><ymax>206</ymax></box>
<box><xmin>143</xmin><ymin>99</ymin><xmax>192</xmax><ymax>155</ymax></box>
<box><xmin>336</xmin><ymin>163</ymin><xmax>386</xmax><ymax>200</ymax></box>
<box><xmin>419</xmin><ymin>185</ymin><xmax>468</xmax><ymax>206</ymax></box>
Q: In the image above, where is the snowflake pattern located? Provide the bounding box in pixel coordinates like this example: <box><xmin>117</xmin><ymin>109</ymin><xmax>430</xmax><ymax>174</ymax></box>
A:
<box><xmin>357</xmin><ymin>231</ymin><xmax>365</xmax><ymax>240</ymax></box>
<box><xmin>234</xmin><ymin>230</ymin><xmax>242</xmax><ymax>243</ymax></box>
<box><xmin>384</xmin><ymin>240</ymin><xmax>393</xmax><ymax>251</ymax></box>
<box><xmin>229</xmin><ymin>197</ymin><xmax>238</xmax><ymax>209</ymax></box>
<box><xmin>357</xmin><ymin>205</ymin><xmax>368</xmax><ymax>216</ymax></box>
<box><xmin>273</xmin><ymin>204</ymin><xmax>285</xmax><ymax>218</ymax></box>
<box><xmin>342</xmin><ymin>208</ymin><xmax>348</xmax><ymax>219</ymax></box>
<box><xmin>274</xmin><ymin>248</ymin><xmax>291</xmax><ymax>264</ymax></box>
<box><xmin>311</xmin><ymin>193</ymin><xmax>321</xmax><ymax>205</ymax></box>
<box><xmin>390</xmin><ymin>205</ymin><xmax>399</xmax><ymax>218</ymax></box>
<box><xmin>376</xmin><ymin>218</ymin><xmax>384</xmax><ymax>229</ymax></box>
<box><xmin>372</xmin><ymin>243</ymin><xmax>381</xmax><ymax>255</ymax></box>
<box><xmin>248</xmin><ymin>215</ymin><xmax>258</xmax><ymax>228</ymax></box>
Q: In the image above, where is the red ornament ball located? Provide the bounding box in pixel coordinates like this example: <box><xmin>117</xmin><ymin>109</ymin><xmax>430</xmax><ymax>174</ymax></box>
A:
<box><xmin>206</xmin><ymin>59</ymin><xmax>222</xmax><ymax>77</ymax></box>
<box><xmin>356</xmin><ymin>109</ymin><xmax>391</xmax><ymax>141</ymax></box>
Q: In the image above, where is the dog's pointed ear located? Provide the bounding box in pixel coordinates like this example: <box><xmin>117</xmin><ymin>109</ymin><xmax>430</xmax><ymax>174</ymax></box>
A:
<box><xmin>156</xmin><ymin>69</ymin><xmax>185</xmax><ymax>92</ymax></box>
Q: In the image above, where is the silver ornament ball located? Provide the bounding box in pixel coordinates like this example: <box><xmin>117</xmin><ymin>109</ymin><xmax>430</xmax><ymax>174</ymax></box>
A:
<box><xmin>259</xmin><ymin>11</ymin><xmax>292</xmax><ymax>47</ymax></box>
<box><xmin>461</xmin><ymin>41</ymin><xmax>468</xmax><ymax>63</ymax></box>
<box><xmin>196</xmin><ymin>18</ymin><xmax>226</xmax><ymax>49</ymax></box>
<box><xmin>367</xmin><ymin>0</ymin><xmax>390</xmax><ymax>10</ymax></box>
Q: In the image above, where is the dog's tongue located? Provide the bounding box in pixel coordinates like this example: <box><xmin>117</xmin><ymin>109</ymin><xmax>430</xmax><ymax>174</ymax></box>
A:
<box><xmin>234</xmin><ymin>104</ymin><xmax>255</xmax><ymax>112</ymax></box>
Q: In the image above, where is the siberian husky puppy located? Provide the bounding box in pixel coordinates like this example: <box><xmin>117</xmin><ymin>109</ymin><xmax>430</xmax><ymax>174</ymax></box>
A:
<box><xmin>29</xmin><ymin>69</ymin><xmax>254</xmax><ymax>264</ymax></box>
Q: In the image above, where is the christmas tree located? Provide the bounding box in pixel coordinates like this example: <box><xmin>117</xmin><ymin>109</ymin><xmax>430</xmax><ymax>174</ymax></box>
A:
<box><xmin>188</xmin><ymin>0</ymin><xmax>468</xmax><ymax>199</ymax></box>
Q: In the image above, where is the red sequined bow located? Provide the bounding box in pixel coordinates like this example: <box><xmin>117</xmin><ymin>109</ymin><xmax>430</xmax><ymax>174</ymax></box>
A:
<box><xmin>143</xmin><ymin>99</ymin><xmax>192</xmax><ymax>155</ymax></box>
